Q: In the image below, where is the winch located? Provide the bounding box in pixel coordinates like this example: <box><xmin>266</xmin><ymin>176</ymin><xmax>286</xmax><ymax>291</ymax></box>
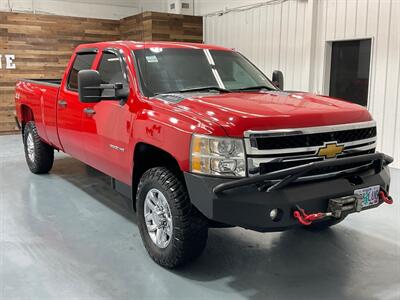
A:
<box><xmin>293</xmin><ymin>188</ymin><xmax>393</xmax><ymax>226</ymax></box>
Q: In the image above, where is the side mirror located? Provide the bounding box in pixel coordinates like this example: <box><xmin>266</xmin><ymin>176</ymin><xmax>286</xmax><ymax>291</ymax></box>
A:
<box><xmin>272</xmin><ymin>70</ymin><xmax>284</xmax><ymax>90</ymax></box>
<box><xmin>78</xmin><ymin>70</ymin><xmax>129</xmax><ymax>103</ymax></box>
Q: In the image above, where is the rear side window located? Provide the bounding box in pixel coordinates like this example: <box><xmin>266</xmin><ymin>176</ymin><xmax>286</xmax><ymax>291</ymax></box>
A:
<box><xmin>67</xmin><ymin>53</ymin><xmax>96</xmax><ymax>91</ymax></box>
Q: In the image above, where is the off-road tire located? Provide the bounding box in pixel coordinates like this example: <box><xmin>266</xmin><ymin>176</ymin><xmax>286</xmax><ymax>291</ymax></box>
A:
<box><xmin>23</xmin><ymin>121</ymin><xmax>54</xmax><ymax>174</ymax></box>
<box><xmin>137</xmin><ymin>167</ymin><xmax>208</xmax><ymax>268</ymax></box>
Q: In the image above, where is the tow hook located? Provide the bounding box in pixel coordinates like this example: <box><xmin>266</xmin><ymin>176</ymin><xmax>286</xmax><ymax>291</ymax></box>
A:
<box><xmin>293</xmin><ymin>205</ymin><xmax>333</xmax><ymax>226</ymax></box>
<box><xmin>379</xmin><ymin>189</ymin><xmax>393</xmax><ymax>205</ymax></box>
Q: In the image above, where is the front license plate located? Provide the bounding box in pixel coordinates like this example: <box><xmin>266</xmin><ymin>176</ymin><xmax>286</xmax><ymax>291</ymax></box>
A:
<box><xmin>354</xmin><ymin>185</ymin><xmax>380</xmax><ymax>208</ymax></box>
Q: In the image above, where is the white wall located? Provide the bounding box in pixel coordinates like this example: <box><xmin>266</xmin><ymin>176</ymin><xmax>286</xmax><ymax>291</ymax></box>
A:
<box><xmin>194</xmin><ymin>0</ymin><xmax>269</xmax><ymax>16</ymax></box>
<box><xmin>204</xmin><ymin>0</ymin><xmax>313</xmax><ymax>91</ymax></box>
<box><xmin>204</xmin><ymin>0</ymin><xmax>400</xmax><ymax>168</ymax></box>
<box><xmin>312</xmin><ymin>0</ymin><xmax>400</xmax><ymax>169</ymax></box>
<box><xmin>138</xmin><ymin>0</ymin><xmax>168</xmax><ymax>13</ymax></box>
<box><xmin>0</xmin><ymin>0</ymin><xmax>169</xmax><ymax>19</ymax></box>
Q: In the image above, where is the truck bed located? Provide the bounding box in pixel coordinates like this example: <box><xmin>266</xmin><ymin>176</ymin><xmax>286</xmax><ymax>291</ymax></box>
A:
<box><xmin>16</xmin><ymin>78</ymin><xmax>62</xmax><ymax>150</ymax></box>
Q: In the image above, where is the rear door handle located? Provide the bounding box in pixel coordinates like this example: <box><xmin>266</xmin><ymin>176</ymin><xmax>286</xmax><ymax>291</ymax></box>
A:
<box><xmin>58</xmin><ymin>99</ymin><xmax>67</xmax><ymax>108</ymax></box>
<box><xmin>83</xmin><ymin>107</ymin><xmax>96</xmax><ymax>117</ymax></box>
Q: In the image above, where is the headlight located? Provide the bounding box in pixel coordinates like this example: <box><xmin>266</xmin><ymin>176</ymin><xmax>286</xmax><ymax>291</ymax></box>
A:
<box><xmin>190</xmin><ymin>134</ymin><xmax>246</xmax><ymax>177</ymax></box>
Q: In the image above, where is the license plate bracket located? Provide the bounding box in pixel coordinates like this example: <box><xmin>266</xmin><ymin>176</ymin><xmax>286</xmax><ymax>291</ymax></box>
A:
<box><xmin>354</xmin><ymin>185</ymin><xmax>380</xmax><ymax>208</ymax></box>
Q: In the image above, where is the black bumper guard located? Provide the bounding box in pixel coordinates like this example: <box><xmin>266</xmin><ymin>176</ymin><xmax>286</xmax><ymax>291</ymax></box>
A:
<box><xmin>213</xmin><ymin>153</ymin><xmax>393</xmax><ymax>194</ymax></box>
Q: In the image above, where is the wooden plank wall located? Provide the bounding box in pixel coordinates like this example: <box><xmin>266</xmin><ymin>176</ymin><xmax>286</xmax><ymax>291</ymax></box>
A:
<box><xmin>120</xmin><ymin>12</ymin><xmax>148</xmax><ymax>40</ymax></box>
<box><xmin>120</xmin><ymin>12</ymin><xmax>203</xmax><ymax>42</ymax></box>
<box><xmin>0</xmin><ymin>12</ymin><xmax>120</xmax><ymax>133</ymax></box>
<box><xmin>0</xmin><ymin>11</ymin><xmax>203</xmax><ymax>133</ymax></box>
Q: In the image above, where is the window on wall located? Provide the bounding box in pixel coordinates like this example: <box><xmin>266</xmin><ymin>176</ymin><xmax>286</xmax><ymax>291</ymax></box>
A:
<box><xmin>329</xmin><ymin>39</ymin><xmax>372</xmax><ymax>107</ymax></box>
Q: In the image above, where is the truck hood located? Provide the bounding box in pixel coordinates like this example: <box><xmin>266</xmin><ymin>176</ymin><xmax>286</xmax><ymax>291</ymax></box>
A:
<box><xmin>175</xmin><ymin>91</ymin><xmax>372</xmax><ymax>137</ymax></box>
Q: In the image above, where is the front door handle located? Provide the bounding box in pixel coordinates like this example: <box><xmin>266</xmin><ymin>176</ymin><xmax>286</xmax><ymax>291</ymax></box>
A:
<box><xmin>83</xmin><ymin>107</ymin><xmax>96</xmax><ymax>117</ymax></box>
<box><xmin>58</xmin><ymin>99</ymin><xmax>67</xmax><ymax>108</ymax></box>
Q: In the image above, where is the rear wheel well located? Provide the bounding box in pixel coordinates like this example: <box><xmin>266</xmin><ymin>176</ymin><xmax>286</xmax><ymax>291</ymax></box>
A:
<box><xmin>132</xmin><ymin>143</ymin><xmax>183</xmax><ymax>210</ymax></box>
<box><xmin>20</xmin><ymin>105</ymin><xmax>34</xmax><ymax>134</ymax></box>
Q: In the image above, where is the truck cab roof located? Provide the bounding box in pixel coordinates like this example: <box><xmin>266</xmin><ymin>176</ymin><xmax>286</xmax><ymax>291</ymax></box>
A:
<box><xmin>76</xmin><ymin>41</ymin><xmax>232</xmax><ymax>52</ymax></box>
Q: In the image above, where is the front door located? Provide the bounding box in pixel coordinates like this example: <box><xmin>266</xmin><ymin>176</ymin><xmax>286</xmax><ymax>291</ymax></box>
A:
<box><xmin>57</xmin><ymin>51</ymin><xmax>97</xmax><ymax>161</ymax></box>
<box><xmin>82</xmin><ymin>49</ymin><xmax>133</xmax><ymax>184</ymax></box>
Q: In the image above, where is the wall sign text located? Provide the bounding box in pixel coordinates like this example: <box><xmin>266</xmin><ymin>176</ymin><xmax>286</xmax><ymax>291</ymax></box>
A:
<box><xmin>0</xmin><ymin>55</ymin><xmax>16</xmax><ymax>69</ymax></box>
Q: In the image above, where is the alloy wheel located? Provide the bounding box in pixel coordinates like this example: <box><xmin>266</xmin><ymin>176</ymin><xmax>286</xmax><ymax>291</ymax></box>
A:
<box><xmin>144</xmin><ymin>188</ymin><xmax>173</xmax><ymax>249</ymax></box>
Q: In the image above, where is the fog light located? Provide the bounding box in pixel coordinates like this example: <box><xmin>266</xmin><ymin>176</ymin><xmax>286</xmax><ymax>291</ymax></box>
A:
<box><xmin>269</xmin><ymin>208</ymin><xmax>283</xmax><ymax>222</ymax></box>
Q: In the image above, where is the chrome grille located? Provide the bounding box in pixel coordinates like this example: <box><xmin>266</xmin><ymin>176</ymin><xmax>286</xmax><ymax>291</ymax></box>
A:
<box><xmin>244</xmin><ymin>121</ymin><xmax>377</xmax><ymax>179</ymax></box>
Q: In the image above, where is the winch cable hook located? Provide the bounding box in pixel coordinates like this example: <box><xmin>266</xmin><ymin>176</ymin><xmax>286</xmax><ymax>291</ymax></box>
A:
<box><xmin>293</xmin><ymin>205</ymin><xmax>333</xmax><ymax>226</ymax></box>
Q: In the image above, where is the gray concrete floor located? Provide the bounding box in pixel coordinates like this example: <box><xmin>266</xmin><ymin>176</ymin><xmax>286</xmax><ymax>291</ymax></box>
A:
<box><xmin>0</xmin><ymin>134</ymin><xmax>399</xmax><ymax>300</ymax></box>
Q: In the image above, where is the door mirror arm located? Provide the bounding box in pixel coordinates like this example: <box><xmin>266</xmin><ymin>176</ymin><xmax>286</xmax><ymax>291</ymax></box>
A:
<box><xmin>84</xmin><ymin>83</ymin><xmax>128</xmax><ymax>100</ymax></box>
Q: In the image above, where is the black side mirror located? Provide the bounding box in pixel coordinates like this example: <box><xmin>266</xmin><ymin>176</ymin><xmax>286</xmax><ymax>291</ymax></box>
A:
<box><xmin>78</xmin><ymin>70</ymin><xmax>129</xmax><ymax>103</ymax></box>
<box><xmin>272</xmin><ymin>70</ymin><xmax>284</xmax><ymax>90</ymax></box>
<box><xmin>78</xmin><ymin>70</ymin><xmax>102</xmax><ymax>103</ymax></box>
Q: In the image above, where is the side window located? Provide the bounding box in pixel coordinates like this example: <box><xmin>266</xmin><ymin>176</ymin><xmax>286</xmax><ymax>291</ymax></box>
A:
<box><xmin>98</xmin><ymin>52</ymin><xmax>127</xmax><ymax>85</ymax></box>
<box><xmin>67</xmin><ymin>53</ymin><xmax>96</xmax><ymax>91</ymax></box>
<box><xmin>97</xmin><ymin>52</ymin><xmax>128</xmax><ymax>98</ymax></box>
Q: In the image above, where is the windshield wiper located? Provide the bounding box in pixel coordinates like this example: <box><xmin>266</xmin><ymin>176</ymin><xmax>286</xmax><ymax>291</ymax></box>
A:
<box><xmin>155</xmin><ymin>86</ymin><xmax>232</xmax><ymax>95</ymax></box>
<box><xmin>233</xmin><ymin>85</ymin><xmax>275</xmax><ymax>92</ymax></box>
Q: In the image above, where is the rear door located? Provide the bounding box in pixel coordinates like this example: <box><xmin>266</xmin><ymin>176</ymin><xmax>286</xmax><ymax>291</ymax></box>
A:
<box><xmin>57</xmin><ymin>50</ymin><xmax>97</xmax><ymax>161</ymax></box>
<box><xmin>82</xmin><ymin>48</ymin><xmax>133</xmax><ymax>183</ymax></box>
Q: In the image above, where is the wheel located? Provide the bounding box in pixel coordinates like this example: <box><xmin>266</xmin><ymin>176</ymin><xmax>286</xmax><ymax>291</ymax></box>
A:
<box><xmin>23</xmin><ymin>121</ymin><xmax>54</xmax><ymax>174</ymax></box>
<box><xmin>305</xmin><ymin>217</ymin><xmax>345</xmax><ymax>231</ymax></box>
<box><xmin>136</xmin><ymin>167</ymin><xmax>208</xmax><ymax>268</ymax></box>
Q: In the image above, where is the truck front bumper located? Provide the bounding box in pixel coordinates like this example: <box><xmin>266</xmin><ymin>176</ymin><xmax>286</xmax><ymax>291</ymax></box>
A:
<box><xmin>184</xmin><ymin>153</ymin><xmax>392</xmax><ymax>232</ymax></box>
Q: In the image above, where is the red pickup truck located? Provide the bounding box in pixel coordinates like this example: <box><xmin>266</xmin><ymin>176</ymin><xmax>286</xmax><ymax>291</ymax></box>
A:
<box><xmin>15</xmin><ymin>41</ymin><xmax>393</xmax><ymax>268</ymax></box>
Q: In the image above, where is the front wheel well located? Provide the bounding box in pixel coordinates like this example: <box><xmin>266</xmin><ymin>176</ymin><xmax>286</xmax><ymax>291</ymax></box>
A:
<box><xmin>132</xmin><ymin>143</ymin><xmax>183</xmax><ymax>210</ymax></box>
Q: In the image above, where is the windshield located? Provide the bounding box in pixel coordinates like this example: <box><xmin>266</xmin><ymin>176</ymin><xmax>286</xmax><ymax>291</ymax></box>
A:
<box><xmin>133</xmin><ymin>48</ymin><xmax>276</xmax><ymax>97</ymax></box>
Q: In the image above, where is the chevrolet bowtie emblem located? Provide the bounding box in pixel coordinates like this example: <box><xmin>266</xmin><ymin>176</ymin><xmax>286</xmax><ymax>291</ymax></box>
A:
<box><xmin>317</xmin><ymin>142</ymin><xmax>344</xmax><ymax>159</ymax></box>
